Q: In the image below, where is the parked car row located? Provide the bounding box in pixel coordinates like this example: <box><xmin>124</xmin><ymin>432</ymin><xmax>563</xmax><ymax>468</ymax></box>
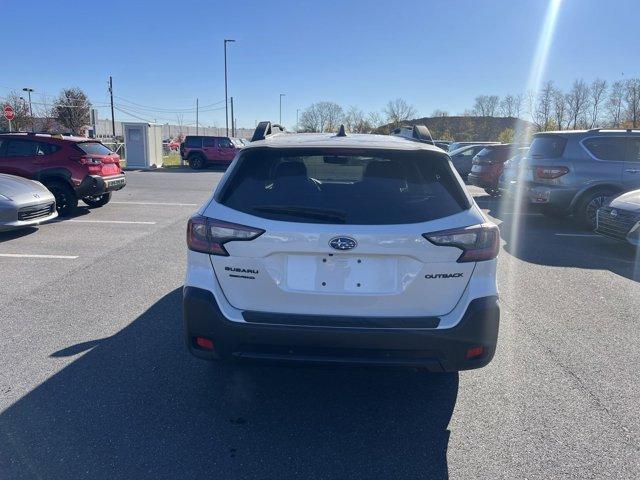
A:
<box><xmin>0</xmin><ymin>133</ymin><xmax>126</xmax><ymax>232</ymax></box>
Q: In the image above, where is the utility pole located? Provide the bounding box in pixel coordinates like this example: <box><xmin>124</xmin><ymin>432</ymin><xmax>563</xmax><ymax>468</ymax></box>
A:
<box><xmin>224</xmin><ymin>39</ymin><xmax>236</xmax><ymax>137</ymax></box>
<box><xmin>22</xmin><ymin>87</ymin><xmax>34</xmax><ymax>132</ymax></box>
<box><xmin>108</xmin><ymin>77</ymin><xmax>115</xmax><ymax>138</ymax></box>
<box><xmin>230</xmin><ymin>97</ymin><xmax>235</xmax><ymax>137</ymax></box>
<box><xmin>279</xmin><ymin>93</ymin><xmax>285</xmax><ymax>124</ymax></box>
<box><xmin>196</xmin><ymin>98</ymin><xmax>199</xmax><ymax>135</ymax></box>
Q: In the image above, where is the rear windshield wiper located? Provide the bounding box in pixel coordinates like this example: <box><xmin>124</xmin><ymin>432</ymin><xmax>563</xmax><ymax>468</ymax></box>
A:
<box><xmin>252</xmin><ymin>205</ymin><xmax>347</xmax><ymax>223</ymax></box>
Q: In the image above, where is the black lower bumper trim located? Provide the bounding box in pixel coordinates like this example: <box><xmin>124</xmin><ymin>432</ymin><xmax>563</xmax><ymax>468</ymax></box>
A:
<box><xmin>183</xmin><ymin>287</ymin><xmax>500</xmax><ymax>371</ymax></box>
<box><xmin>242</xmin><ymin>311</ymin><xmax>440</xmax><ymax>328</ymax></box>
<box><xmin>76</xmin><ymin>174</ymin><xmax>126</xmax><ymax>198</ymax></box>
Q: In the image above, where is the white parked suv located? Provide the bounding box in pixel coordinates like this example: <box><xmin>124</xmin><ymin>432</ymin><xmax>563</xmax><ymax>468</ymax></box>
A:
<box><xmin>183</xmin><ymin>122</ymin><xmax>500</xmax><ymax>371</ymax></box>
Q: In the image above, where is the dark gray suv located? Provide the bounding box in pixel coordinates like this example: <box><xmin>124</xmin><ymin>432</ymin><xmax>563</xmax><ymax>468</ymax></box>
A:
<box><xmin>514</xmin><ymin>129</ymin><xmax>640</xmax><ymax>228</ymax></box>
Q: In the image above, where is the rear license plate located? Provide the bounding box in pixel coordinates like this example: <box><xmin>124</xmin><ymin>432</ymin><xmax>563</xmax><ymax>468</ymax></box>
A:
<box><xmin>105</xmin><ymin>177</ymin><xmax>125</xmax><ymax>189</ymax></box>
<box><xmin>285</xmin><ymin>255</ymin><xmax>398</xmax><ymax>294</ymax></box>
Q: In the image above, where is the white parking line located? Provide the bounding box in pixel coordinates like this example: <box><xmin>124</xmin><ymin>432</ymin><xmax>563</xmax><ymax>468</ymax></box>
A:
<box><xmin>555</xmin><ymin>233</ymin><xmax>600</xmax><ymax>237</ymax></box>
<box><xmin>111</xmin><ymin>201</ymin><xmax>197</xmax><ymax>206</ymax></box>
<box><xmin>66</xmin><ymin>220</ymin><xmax>157</xmax><ymax>225</ymax></box>
<box><xmin>0</xmin><ymin>253</ymin><xmax>78</xmax><ymax>259</ymax></box>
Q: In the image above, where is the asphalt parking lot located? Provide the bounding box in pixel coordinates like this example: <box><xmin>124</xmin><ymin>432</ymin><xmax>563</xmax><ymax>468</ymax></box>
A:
<box><xmin>1</xmin><ymin>169</ymin><xmax>638</xmax><ymax>479</ymax></box>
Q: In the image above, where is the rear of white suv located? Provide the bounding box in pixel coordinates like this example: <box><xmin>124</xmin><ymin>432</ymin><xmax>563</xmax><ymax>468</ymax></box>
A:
<box><xmin>183</xmin><ymin>127</ymin><xmax>500</xmax><ymax>371</ymax></box>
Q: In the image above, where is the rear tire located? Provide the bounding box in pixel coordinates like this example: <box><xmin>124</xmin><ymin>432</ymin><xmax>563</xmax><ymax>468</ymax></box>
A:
<box><xmin>188</xmin><ymin>154</ymin><xmax>206</xmax><ymax>170</ymax></box>
<box><xmin>575</xmin><ymin>188</ymin><xmax>617</xmax><ymax>230</ymax></box>
<box><xmin>83</xmin><ymin>192</ymin><xmax>112</xmax><ymax>208</ymax></box>
<box><xmin>45</xmin><ymin>181</ymin><xmax>78</xmax><ymax>216</ymax></box>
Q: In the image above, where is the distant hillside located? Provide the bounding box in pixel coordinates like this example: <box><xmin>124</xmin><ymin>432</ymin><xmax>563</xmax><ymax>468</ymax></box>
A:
<box><xmin>377</xmin><ymin>116</ymin><xmax>533</xmax><ymax>141</ymax></box>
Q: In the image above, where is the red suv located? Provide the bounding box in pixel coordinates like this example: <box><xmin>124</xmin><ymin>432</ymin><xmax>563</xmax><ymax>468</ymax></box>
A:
<box><xmin>468</xmin><ymin>144</ymin><xmax>528</xmax><ymax>197</ymax></box>
<box><xmin>180</xmin><ymin>136</ymin><xmax>242</xmax><ymax>169</ymax></box>
<box><xmin>0</xmin><ymin>133</ymin><xmax>126</xmax><ymax>215</ymax></box>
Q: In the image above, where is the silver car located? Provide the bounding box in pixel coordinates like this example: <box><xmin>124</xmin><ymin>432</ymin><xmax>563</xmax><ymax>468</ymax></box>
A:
<box><xmin>0</xmin><ymin>174</ymin><xmax>57</xmax><ymax>232</ymax></box>
<box><xmin>516</xmin><ymin>129</ymin><xmax>640</xmax><ymax>229</ymax></box>
<box><xmin>595</xmin><ymin>189</ymin><xmax>640</xmax><ymax>246</ymax></box>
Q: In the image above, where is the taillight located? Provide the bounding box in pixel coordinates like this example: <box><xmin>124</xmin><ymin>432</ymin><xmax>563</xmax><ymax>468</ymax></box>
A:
<box><xmin>535</xmin><ymin>166</ymin><xmax>569</xmax><ymax>179</ymax></box>
<box><xmin>423</xmin><ymin>223</ymin><xmax>500</xmax><ymax>263</ymax></box>
<box><xmin>186</xmin><ymin>215</ymin><xmax>264</xmax><ymax>256</ymax></box>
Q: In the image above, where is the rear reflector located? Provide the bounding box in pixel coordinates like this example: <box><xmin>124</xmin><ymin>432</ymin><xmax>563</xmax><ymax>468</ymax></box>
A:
<box><xmin>466</xmin><ymin>346</ymin><xmax>484</xmax><ymax>359</ymax></box>
<box><xmin>423</xmin><ymin>223</ymin><xmax>500</xmax><ymax>263</ymax></box>
<box><xmin>195</xmin><ymin>336</ymin><xmax>214</xmax><ymax>350</ymax></box>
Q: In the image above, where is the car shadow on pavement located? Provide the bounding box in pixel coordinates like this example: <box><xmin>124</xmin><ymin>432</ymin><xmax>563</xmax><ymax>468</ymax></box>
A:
<box><xmin>0</xmin><ymin>227</ymin><xmax>39</xmax><ymax>243</ymax></box>
<box><xmin>477</xmin><ymin>195</ymin><xmax>639</xmax><ymax>282</ymax></box>
<box><xmin>0</xmin><ymin>288</ymin><xmax>459</xmax><ymax>480</ymax></box>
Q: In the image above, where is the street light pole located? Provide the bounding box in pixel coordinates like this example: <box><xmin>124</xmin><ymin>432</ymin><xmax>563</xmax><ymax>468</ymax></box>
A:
<box><xmin>224</xmin><ymin>39</ymin><xmax>236</xmax><ymax>137</ymax></box>
<box><xmin>22</xmin><ymin>87</ymin><xmax>34</xmax><ymax>132</ymax></box>
<box><xmin>279</xmin><ymin>93</ymin><xmax>285</xmax><ymax>125</ymax></box>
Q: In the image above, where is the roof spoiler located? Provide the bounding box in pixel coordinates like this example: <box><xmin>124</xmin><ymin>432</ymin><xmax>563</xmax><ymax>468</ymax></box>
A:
<box><xmin>391</xmin><ymin>124</ymin><xmax>435</xmax><ymax>145</ymax></box>
<box><xmin>251</xmin><ymin>121</ymin><xmax>286</xmax><ymax>142</ymax></box>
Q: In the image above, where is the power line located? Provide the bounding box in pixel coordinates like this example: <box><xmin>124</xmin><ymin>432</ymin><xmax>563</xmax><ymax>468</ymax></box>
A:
<box><xmin>114</xmin><ymin>95</ymin><xmax>224</xmax><ymax>113</ymax></box>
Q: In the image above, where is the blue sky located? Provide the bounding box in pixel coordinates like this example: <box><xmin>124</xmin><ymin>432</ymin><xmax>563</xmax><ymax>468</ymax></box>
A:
<box><xmin>1</xmin><ymin>0</ymin><xmax>638</xmax><ymax>129</ymax></box>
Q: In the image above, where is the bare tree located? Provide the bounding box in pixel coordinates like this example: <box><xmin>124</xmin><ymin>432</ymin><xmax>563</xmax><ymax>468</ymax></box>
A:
<box><xmin>499</xmin><ymin>95</ymin><xmax>517</xmax><ymax>117</ymax></box>
<box><xmin>530</xmin><ymin>81</ymin><xmax>555</xmax><ymax>131</ymax></box>
<box><xmin>473</xmin><ymin>95</ymin><xmax>499</xmax><ymax>117</ymax></box>
<box><xmin>553</xmin><ymin>89</ymin><xmax>567</xmax><ymax>130</ymax></box>
<box><xmin>299</xmin><ymin>101</ymin><xmax>344</xmax><ymax>133</ymax></box>
<box><xmin>589</xmin><ymin>78</ymin><xmax>607</xmax><ymax>128</ymax></box>
<box><xmin>606</xmin><ymin>80</ymin><xmax>625</xmax><ymax>127</ymax></box>
<box><xmin>367</xmin><ymin>111</ymin><xmax>384</xmax><ymax>130</ymax></box>
<box><xmin>54</xmin><ymin>87</ymin><xmax>91</xmax><ymax>135</ymax></box>
<box><xmin>344</xmin><ymin>106</ymin><xmax>370</xmax><ymax>133</ymax></box>
<box><xmin>499</xmin><ymin>94</ymin><xmax>523</xmax><ymax>118</ymax></box>
<box><xmin>431</xmin><ymin>109</ymin><xmax>449</xmax><ymax>117</ymax></box>
<box><xmin>624</xmin><ymin>78</ymin><xmax>640</xmax><ymax>128</ymax></box>
<box><xmin>566</xmin><ymin>79</ymin><xmax>590</xmax><ymax>129</ymax></box>
<box><xmin>383</xmin><ymin>98</ymin><xmax>417</xmax><ymax>128</ymax></box>
<box><xmin>0</xmin><ymin>91</ymin><xmax>31</xmax><ymax>131</ymax></box>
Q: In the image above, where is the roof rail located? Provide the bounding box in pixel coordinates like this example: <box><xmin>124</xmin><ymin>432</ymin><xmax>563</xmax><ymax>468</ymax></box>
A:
<box><xmin>391</xmin><ymin>124</ymin><xmax>435</xmax><ymax>145</ymax></box>
<box><xmin>587</xmin><ymin>128</ymin><xmax>640</xmax><ymax>133</ymax></box>
<box><xmin>251</xmin><ymin>121</ymin><xmax>286</xmax><ymax>142</ymax></box>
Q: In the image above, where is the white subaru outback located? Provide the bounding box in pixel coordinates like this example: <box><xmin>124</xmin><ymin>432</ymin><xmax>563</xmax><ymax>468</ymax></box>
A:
<box><xmin>183</xmin><ymin>122</ymin><xmax>500</xmax><ymax>371</ymax></box>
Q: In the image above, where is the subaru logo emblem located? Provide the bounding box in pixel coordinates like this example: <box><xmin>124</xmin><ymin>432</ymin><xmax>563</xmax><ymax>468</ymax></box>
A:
<box><xmin>329</xmin><ymin>236</ymin><xmax>357</xmax><ymax>251</ymax></box>
<box><xmin>610</xmin><ymin>209</ymin><xmax>618</xmax><ymax>217</ymax></box>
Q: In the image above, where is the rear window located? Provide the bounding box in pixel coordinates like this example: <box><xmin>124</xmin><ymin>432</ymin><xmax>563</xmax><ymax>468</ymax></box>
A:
<box><xmin>185</xmin><ymin>137</ymin><xmax>202</xmax><ymax>148</ymax></box>
<box><xmin>582</xmin><ymin>137</ymin><xmax>627</xmax><ymax>161</ymax></box>
<box><xmin>77</xmin><ymin>142</ymin><xmax>112</xmax><ymax>156</ymax></box>
<box><xmin>529</xmin><ymin>135</ymin><xmax>567</xmax><ymax>158</ymax></box>
<box><xmin>218</xmin><ymin>148</ymin><xmax>468</xmax><ymax>225</ymax></box>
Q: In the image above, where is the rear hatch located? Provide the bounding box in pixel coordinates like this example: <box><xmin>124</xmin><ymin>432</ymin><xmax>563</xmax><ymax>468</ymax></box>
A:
<box><xmin>200</xmin><ymin>147</ymin><xmax>491</xmax><ymax>318</ymax></box>
<box><xmin>75</xmin><ymin>141</ymin><xmax>121</xmax><ymax>176</ymax></box>
<box><xmin>525</xmin><ymin>134</ymin><xmax>569</xmax><ymax>184</ymax></box>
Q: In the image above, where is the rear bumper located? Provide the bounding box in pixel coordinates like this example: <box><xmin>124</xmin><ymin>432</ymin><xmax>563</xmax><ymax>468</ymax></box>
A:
<box><xmin>468</xmin><ymin>173</ymin><xmax>496</xmax><ymax>189</ymax></box>
<box><xmin>76</xmin><ymin>174</ymin><xmax>126</xmax><ymax>198</ymax></box>
<box><xmin>524</xmin><ymin>183</ymin><xmax>576</xmax><ymax>208</ymax></box>
<box><xmin>183</xmin><ymin>286</ymin><xmax>500</xmax><ymax>372</ymax></box>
